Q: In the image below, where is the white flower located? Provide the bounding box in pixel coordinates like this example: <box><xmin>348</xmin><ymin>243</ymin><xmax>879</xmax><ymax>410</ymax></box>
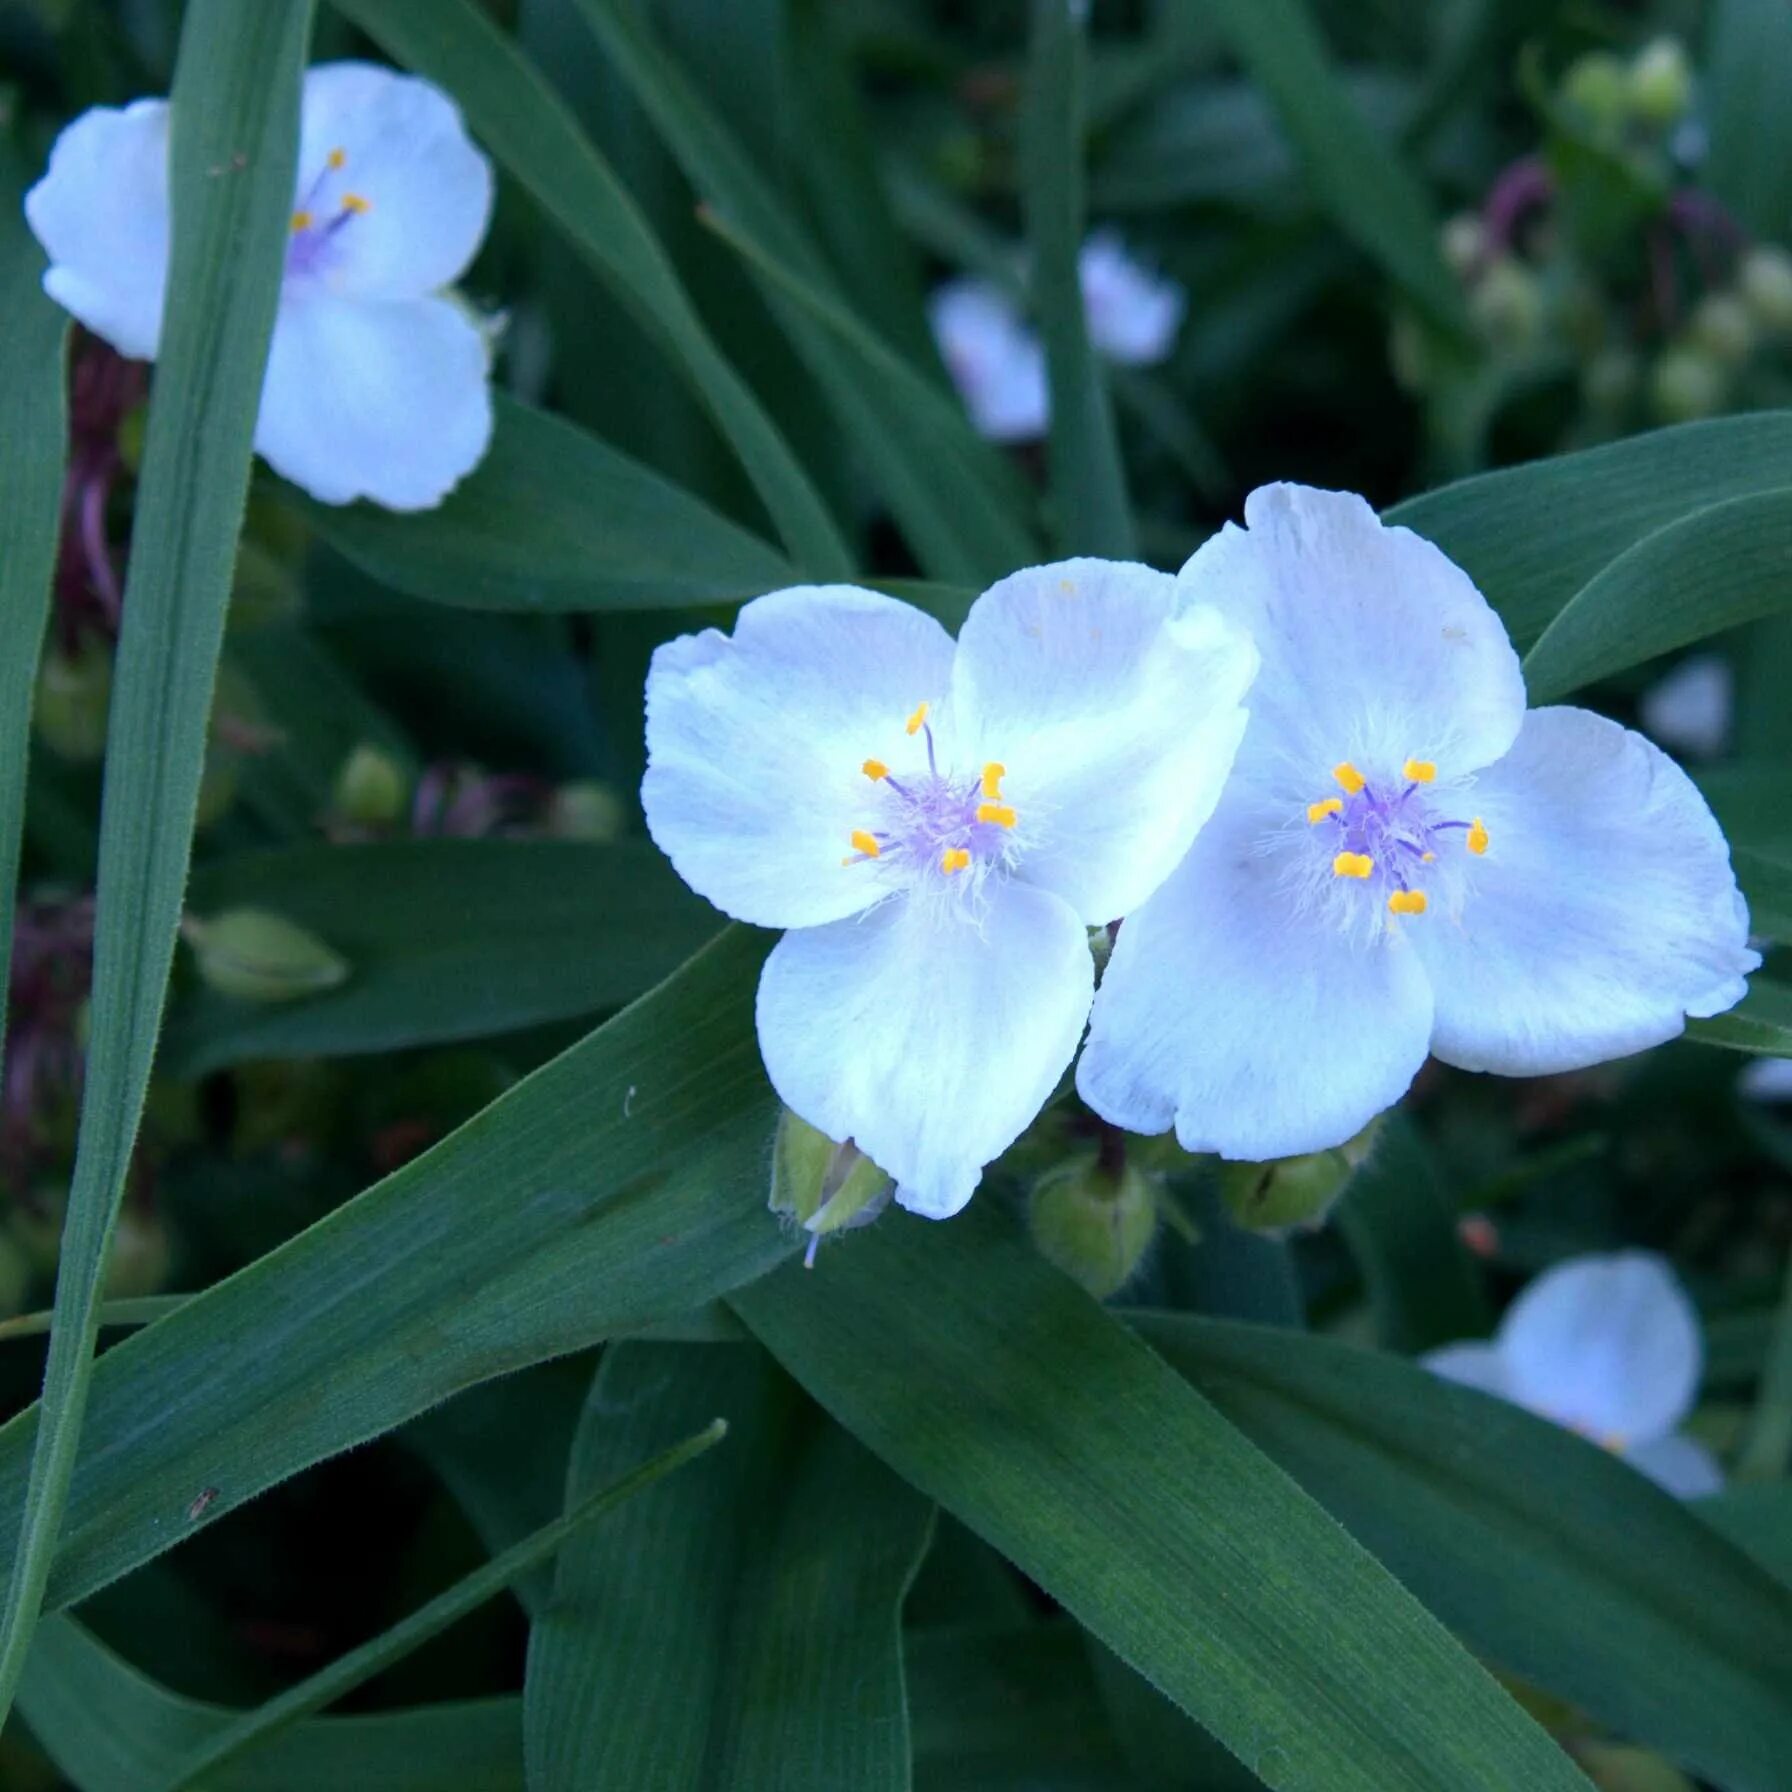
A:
<box><xmin>642</xmin><ymin>566</ymin><xmax>1257</xmax><ymax>1218</ymax></box>
<box><xmin>1424</xmin><ymin>1252</ymin><xmax>1722</xmax><ymax>1498</ymax></box>
<box><xmin>1078</xmin><ymin>229</ymin><xmax>1185</xmax><ymax>366</ymax></box>
<box><xmin>1639</xmin><ymin>652</ymin><xmax>1732</xmax><ymax>759</ymax></box>
<box><xmin>928</xmin><ymin>279</ymin><xmax>1049</xmax><ymax>444</ymax></box>
<box><xmin>1077</xmin><ymin>484</ymin><xmax>1758</xmax><ymax>1161</ymax></box>
<box><xmin>26</xmin><ymin>62</ymin><xmax>495</xmax><ymax>512</ymax></box>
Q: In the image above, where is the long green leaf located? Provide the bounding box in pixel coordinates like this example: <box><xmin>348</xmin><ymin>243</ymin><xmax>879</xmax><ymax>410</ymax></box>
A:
<box><xmin>0</xmin><ymin>0</ymin><xmax>313</xmax><ymax>1719</ymax></box>
<box><xmin>525</xmin><ymin>1343</ymin><xmax>932</xmax><ymax>1790</ymax></box>
<box><xmin>1688</xmin><ymin>977</ymin><xmax>1792</xmax><ymax>1057</ymax></box>
<box><xmin>1022</xmin><ymin>0</ymin><xmax>1133</xmax><ymax>558</ymax></box>
<box><xmin>0</xmin><ymin>928</ymin><xmax>788</xmax><ymax>1615</ymax></box>
<box><xmin>1522</xmin><ymin>488</ymin><xmax>1792</xmax><ymax>701</ymax></box>
<box><xmin>1703</xmin><ymin>0</ymin><xmax>1792</xmax><ymax>238</ymax></box>
<box><xmin>327</xmin><ymin>0</ymin><xmax>850</xmax><ymax>578</ymax></box>
<box><xmin>295</xmin><ymin>394</ymin><xmax>796</xmax><ymax>613</ymax></box>
<box><xmin>732</xmin><ymin>1202</ymin><xmax>1585</xmax><ymax>1792</ymax></box>
<box><xmin>164</xmin><ymin>839</ymin><xmax>718</xmax><ymax>1075</ymax></box>
<box><xmin>1138</xmin><ymin>1313</ymin><xmax>1792</xmax><ymax>1792</ymax></box>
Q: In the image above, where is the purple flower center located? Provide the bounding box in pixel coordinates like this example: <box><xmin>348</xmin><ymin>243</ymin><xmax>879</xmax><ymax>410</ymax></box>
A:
<box><xmin>285</xmin><ymin>147</ymin><xmax>370</xmax><ymax>284</ymax></box>
<box><xmin>1306</xmin><ymin>760</ymin><xmax>1486</xmax><ymax>919</ymax></box>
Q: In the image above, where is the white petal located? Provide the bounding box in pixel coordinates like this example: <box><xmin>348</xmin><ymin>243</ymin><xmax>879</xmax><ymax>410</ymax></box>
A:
<box><xmin>644</xmin><ymin>587</ymin><xmax>957</xmax><ymax>930</ymax></box>
<box><xmin>951</xmin><ymin>559</ymin><xmax>1257</xmax><ymax>923</ymax></box>
<box><xmin>757</xmin><ymin>879</ymin><xmax>1094</xmax><ymax>1218</ymax></box>
<box><xmin>1499</xmin><ymin>1252</ymin><xmax>1702</xmax><ymax>1444</ymax></box>
<box><xmin>1177</xmin><ymin>484</ymin><xmax>1527</xmax><ymax>792</ymax></box>
<box><xmin>1414</xmin><ymin>707</ymin><xmax>1760</xmax><ymax>1076</ymax></box>
<box><xmin>1076</xmin><ymin>794</ymin><xmax>1435</xmax><ymax>1158</ymax></box>
<box><xmin>1741</xmin><ymin>1057</ymin><xmax>1792</xmax><ymax>1102</ymax></box>
<box><xmin>255</xmin><ymin>293</ymin><xmax>492</xmax><ymax>510</ymax></box>
<box><xmin>1624</xmin><ymin>1432</ymin><xmax>1724</xmax><ymax>1499</ymax></box>
<box><xmin>292</xmin><ymin>63</ymin><xmax>493</xmax><ymax>300</ymax></box>
<box><xmin>929</xmin><ymin>279</ymin><xmax>1049</xmax><ymax>443</ymax></box>
<box><xmin>1421</xmin><ymin>1341</ymin><xmax>1514</xmax><ymax>1400</ymax></box>
<box><xmin>26</xmin><ymin>100</ymin><xmax>171</xmax><ymax>360</ymax></box>
<box><xmin>1079</xmin><ymin>229</ymin><xmax>1185</xmax><ymax>366</ymax></box>
<box><xmin>1638</xmin><ymin>653</ymin><xmax>1732</xmax><ymax>759</ymax></box>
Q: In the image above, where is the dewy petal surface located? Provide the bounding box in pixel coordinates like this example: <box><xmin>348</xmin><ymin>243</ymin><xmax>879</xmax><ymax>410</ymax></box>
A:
<box><xmin>644</xmin><ymin>587</ymin><xmax>957</xmax><ymax>930</ymax></box>
<box><xmin>1414</xmin><ymin>707</ymin><xmax>1758</xmax><ymax>1076</ymax></box>
<box><xmin>952</xmin><ymin>559</ymin><xmax>1256</xmax><ymax>924</ymax></box>
<box><xmin>1077</xmin><ymin>795</ymin><xmax>1435</xmax><ymax>1159</ymax></box>
<box><xmin>756</xmin><ymin>878</ymin><xmax>1094</xmax><ymax>1218</ymax></box>
<box><xmin>293</xmin><ymin>62</ymin><xmax>494</xmax><ymax>300</ymax></box>
<box><xmin>1177</xmin><ymin>484</ymin><xmax>1526</xmax><ymax>789</ymax></box>
<box><xmin>26</xmin><ymin>99</ymin><xmax>172</xmax><ymax>361</ymax></box>
<box><xmin>1499</xmin><ymin>1252</ymin><xmax>1701</xmax><ymax>1445</ymax></box>
<box><xmin>255</xmin><ymin>293</ymin><xmax>493</xmax><ymax>511</ymax></box>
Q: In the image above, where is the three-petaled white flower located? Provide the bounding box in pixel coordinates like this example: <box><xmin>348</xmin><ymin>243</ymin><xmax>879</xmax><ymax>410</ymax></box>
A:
<box><xmin>26</xmin><ymin>62</ymin><xmax>495</xmax><ymax>512</ymax></box>
<box><xmin>643</xmin><ymin>566</ymin><xmax>1256</xmax><ymax>1218</ymax></box>
<box><xmin>930</xmin><ymin>231</ymin><xmax>1185</xmax><ymax>443</ymax></box>
<box><xmin>1078</xmin><ymin>483</ymin><xmax>1758</xmax><ymax>1160</ymax></box>
<box><xmin>1424</xmin><ymin>1252</ymin><xmax>1721</xmax><ymax>1498</ymax></box>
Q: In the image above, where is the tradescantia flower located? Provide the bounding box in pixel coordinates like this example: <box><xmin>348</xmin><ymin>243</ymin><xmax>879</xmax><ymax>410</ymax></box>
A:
<box><xmin>26</xmin><ymin>62</ymin><xmax>495</xmax><ymax>512</ymax></box>
<box><xmin>643</xmin><ymin>565</ymin><xmax>1256</xmax><ymax>1218</ymax></box>
<box><xmin>1078</xmin><ymin>483</ymin><xmax>1758</xmax><ymax>1160</ymax></box>
<box><xmin>1425</xmin><ymin>1252</ymin><xmax>1721</xmax><ymax>1498</ymax></box>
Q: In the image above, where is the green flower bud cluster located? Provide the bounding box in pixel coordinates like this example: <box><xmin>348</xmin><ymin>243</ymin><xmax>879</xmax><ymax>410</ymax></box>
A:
<box><xmin>184</xmin><ymin>907</ymin><xmax>351</xmax><ymax>1004</ymax></box>
<box><xmin>1561</xmin><ymin>38</ymin><xmax>1692</xmax><ymax>137</ymax></box>
<box><xmin>1028</xmin><ymin>1152</ymin><xmax>1159</xmax><ymax>1298</ymax></box>
<box><xmin>1216</xmin><ymin>1117</ymin><xmax>1382</xmax><ymax>1238</ymax></box>
<box><xmin>769</xmin><ymin>1110</ymin><xmax>894</xmax><ymax>1258</ymax></box>
<box><xmin>1645</xmin><ymin>248</ymin><xmax>1792</xmax><ymax>424</ymax></box>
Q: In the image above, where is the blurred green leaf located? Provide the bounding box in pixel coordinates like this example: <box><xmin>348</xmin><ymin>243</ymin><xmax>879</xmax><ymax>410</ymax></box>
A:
<box><xmin>1138</xmin><ymin>1312</ymin><xmax>1792</xmax><ymax>1792</ymax></box>
<box><xmin>165</xmin><ymin>840</ymin><xmax>719</xmax><ymax>1074</ymax></box>
<box><xmin>0</xmin><ymin>929</ymin><xmax>789</xmax><ymax>1615</ymax></box>
<box><xmin>1703</xmin><ymin>1483</ymin><xmax>1792</xmax><ymax>1588</ymax></box>
<box><xmin>1703</xmin><ymin>0</ymin><xmax>1792</xmax><ymax>239</ymax></box>
<box><xmin>1689</xmin><ymin>978</ymin><xmax>1792</xmax><ymax>1058</ymax></box>
<box><xmin>329</xmin><ymin>0</ymin><xmax>851</xmax><ymax>578</ymax></box>
<box><xmin>296</xmin><ymin>395</ymin><xmax>796</xmax><ymax>614</ymax></box>
<box><xmin>732</xmin><ymin>1202</ymin><xmax>1584</xmax><ymax>1792</ymax></box>
<box><xmin>0</xmin><ymin>0</ymin><xmax>312</xmax><ymax>1719</ymax></box>
<box><xmin>525</xmin><ymin>1342</ymin><xmax>932</xmax><ymax>1790</ymax></box>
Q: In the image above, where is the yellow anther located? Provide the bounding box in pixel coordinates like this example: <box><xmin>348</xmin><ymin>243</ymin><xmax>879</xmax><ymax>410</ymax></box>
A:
<box><xmin>905</xmin><ymin>701</ymin><xmax>929</xmax><ymax>736</ymax></box>
<box><xmin>941</xmin><ymin>847</ymin><xmax>971</xmax><ymax>875</ymax></box>
<box><xmin>341</xmin><ymin>192</ymin><xmax>371</xmax><ymax>215</ymax></box>
<box><xmin>1388</xmin><ymin>889</ymin><xmax>1428</xmax><ymax>916</ymax></box>
<box><xmin>1403</xmin><ymin>758</ymin><xmax>1436</xmax><ymax>783</ymax></box>
<box><xmin>1307</xmin><ymin>798</ymin><xmax>1343</xmax><ymax>825</ymax></box>
<box><xmin>1333</xmin><ymin>851</ymin><xmax>1374</xmax><ymax>880</ymax></box>
<box><xmin>981</xmin><ymin>761</ymin><xmax>1006</xmax><ymax>799</ymax></box>
<box><xmin>976</xmin><ymin>802</ymin><xmax>1017</xmax><ymax>829</ymax></box>
<box><xmin>328</xmin><ymin>147</ymin><xmax>347</xmax><ymax>170</ymax></box>
<box><xmin>1332</xmin><ymin>761</ymin><xmax>1366</xmax><ymax>795</ymax></box>
<box><xmin>1467</xmin><ymin>817</ymin><xmax>1489</xmax><ymax>855</ymax></box>
<box><xmin>861</xmin><ymin>758</ymin><xmax>888</xmax><ymax>781</ymax></box>
<box><xmin>1422</xmin><ymin>851</ymin><xmax>1436</xmax><ymax>863</ymax></box>
<box><xmin>290</xmin><ymin>209</ymin><xmax>315</xmax><ymax>233</ymax></box>
<box><xmin>848</xmin><ymin>830</ymin><xmax>880</xmax><ymax>859</ymax></box>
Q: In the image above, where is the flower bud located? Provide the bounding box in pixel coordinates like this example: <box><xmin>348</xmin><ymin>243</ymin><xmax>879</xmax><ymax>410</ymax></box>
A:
<box><xmin>1218</xmin><ymin>1118</ymin><xmax>1381</xmax><ymax>1236</ymax></box>
<box><xmin>1625</xmin><ymin>38</ymin><xmax>1693</xmax><ymax>129</ymax></box>
<box><xmin>1687</xmin><ymin>292</ymin><xmax>1755</xmax><ymax>365</ymax></box>
<box><xmin>1439</xmin><ymin>213</ymin><xmax>1485</xmax><ymax>280</ymax></box>
<box><xmin>1028</xmin><ymin>1154</ymin><xmax>1158</xmax><ymax>1298</ymax></box>
<box><xmin>770</xmin><ymin>1110</ymin><xmax>893</xmax><ymax>1248</ymax></box>
<box><xmin>547</xmin><ymin>779</ymin><xmax>626</xmax><ymax>843</ymax></box>
<box><xmin>1739</xmin><ymin>245</ymin><xmax>1792</xmax><ymax>332</ymax></box>
<box><xmin>185</xmin><ymin>908</ymin><xmax>350</xmax><ymax>1003</ymax></box>
<box><xmin>34</xmin><ymin>635</ymin><xmax>112</xmax><ymax>761</ymax></box>
<box><xmin>333</xmin><ymin>743</ymin><xmax>409</xmax><ymax>827</ymax></box>
<box><xmin>1469</xmin><ymin>257</ymin><xmax>1543</xmax><ymax>352</ymax></box>
<box><xmin>1649</xmin><ymin>345</ymin><xmax>1727</xmax><ymax>422</ymax></box>
<box><xmin>1562</xmin><ymin>52</ymin><xmax>1629</xmax><ymax>128</ymax></box>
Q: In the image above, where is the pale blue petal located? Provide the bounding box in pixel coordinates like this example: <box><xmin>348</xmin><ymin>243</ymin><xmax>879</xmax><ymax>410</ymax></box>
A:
<box><xmin>929</xmin><ymin>279</ymin><xmax>1049</xmax><ymax>443</ymax></box>
<box><xmin>1421</xmin><ymin>1341</ymin><xmax>1513</xmax><ymax>1401</ymax></box>
<box><xmin>1625</xmin><ymin>1432</ymin><xmax>1724</xmax><ymax>1499</ymax></box>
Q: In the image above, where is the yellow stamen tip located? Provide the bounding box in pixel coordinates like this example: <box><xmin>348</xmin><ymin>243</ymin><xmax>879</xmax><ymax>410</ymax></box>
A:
<box><xmin>976</xmin><ymin>802</ymin><xmax>1017</xmax><ymax>829</ymax></box>
<box><xmin>1467</xmin><ymin>817</ymin><xmax>1489</xmax><ymax>855</ymax></box>
<box><xmin>341</xmin><ymin>193</ymin><xmax>371</xmax><ymax>215</ymax></box>
<box><xmin>904</xmin><ymin>701</ymin><xmax>929</xmax><ymax>736</ymax></box>
<box><xmin>327</xmin><ymin>147</ymin><xmax>347</xmax><ymax>170</ymax></box>
<box><xmin>290</xmin><ymin>210</ymin><xmax>314</xmax><ymax>232</ymax></box>
<box><xmin>981</xmin><ymin>761</ymin><xmax>1006</xmax><ymax>799</ymax></box>
<box><xmin>1307</xmin><ymin>798</ymin><xmax>1343</xmax><ymax>825</ymax></box>
<box><xmin>1388</xmin><ymin>890</ymin><xmax>1428</xmax><ymax>916</ymax></box>
<box><xmin>940</xmin><ymin>847</ymin><xmax>971</xmax><ymax>875</ymax></box>
<box><xmin>849</xmin><ymin>829</ymin><xmax>880</xmax><ymax>859</ymax></box>
<box><xmin>1332</xmin><ymin>851</ymin><xmax>1374</xmax><ymax>880</ymax></box>
<box><xmin>861</xmin><ymin>758</ymin><xmax>888</xmax><ymax>781</ymax></box>
<box><xmin>1422</xmin><ymin>851</ymin><xmax>1436</xmax><ymax>863</ymax></box>
<box><xmin>1403</xmin><ymin>759</ymin><xmax>1436</xmax><ymax>783</ymax></box>
<box><xmin>1332</xmin><ymin>761</ymin><xmax>1366</xmax><ymax>795</ymax></box>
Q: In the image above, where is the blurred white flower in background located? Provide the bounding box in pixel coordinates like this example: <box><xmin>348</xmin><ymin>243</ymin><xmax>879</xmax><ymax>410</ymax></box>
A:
<box><xmin>1740</xmin><ymin>1056</ymin><xmax>1792</xmax><ymax>1102</ymax></box>
<box><xmin>1425</xmin><ymin>1251</ymin><xmax>1722</xmax><ymax>1498</ymax></box>
<box><xmin>1639</xmin><ymin>652</ymin><xmax>1733</xmax><ymax>759</ymax></box>
<box><xmin>26</xmin><ymin>62</ymin><xmax>496</xmax><ymax>512</ymax></box>
<box><xmin>930</xmin><ymin>231</ymin><xmax>1184</xmax><ymax>441</ymax></box>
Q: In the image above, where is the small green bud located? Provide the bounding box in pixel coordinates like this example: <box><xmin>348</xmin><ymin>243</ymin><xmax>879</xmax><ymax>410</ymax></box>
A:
<box><xmin>105</xmin><ymin>1209</ymin><xmax>171</xmax><ymax>1300</ymax></box>
<box><xmin>1649</xmin><ymin>345</ymin><xmax>1727</xmax><ymax>422</ymax></box>
<box><xmin>1582</xmin><ymin>346</ymin><xmax>1640</xmax><ymax>415</ymax></box>
<box><xmin>547</xmin><ymin>779</ymin><xmax>626</xmax><ymax>843</ymax></box>
<box><xmin>1688</xmin><ymin>292</ymin><xmax>1755</xmax><ymax>365</ymax></box>
<box><xmin>1561</xmin><ymin>52</ymin><xmax>1629</xmax><ymax>128</ymax></box>
<box><xmin>185</xmin><ymin>908</ymin><xmax>351</xmax><ymax>1003</ymax></box>
<box><xmin>1573</xmin><ymin>1741</ymin><xmax>1696</xmax><ymax>1792</ymax></box>
<box><xmin>1468</xmin><ymin>257</ymin><xmax>1544</xmax><ymax>352</ymax></box>
<box><xmin>333</xmin><ymin>743</ymin><xmax>410</xmax><ymax>827</ymax></box>
<box><xmin>1218</xmin><ymin>1118</ymin><xmax>1381</xmax><ymax>1236</ymax></box>
<box><xmin>1625</xmin><ymin>38</ymin><xmax>1693</xmax><ymax>129</ymax></box>
<box><xmin>1739</xmin><ymin>245</ymin><xmax>1792</xmax><ymax>332</ymax></box>
<box><xmin>1028</xmin><ymin>1155</ymin><xmax>1158</xmax><ymax>1299</ymax></box>
<box><xmin>34</xmin><ymin>635</ymin><xmax>112</xmax><ymax>761</ymax></box>
<box><xmin>770</xmin><ymin>1110</ymin><xmax>893</xmax><ymax>1246</ymax></box>
<box><xmin>1439</xmin><ymin>212</ymin><xmax>1485</xmax><ymax>280</ymax></box>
